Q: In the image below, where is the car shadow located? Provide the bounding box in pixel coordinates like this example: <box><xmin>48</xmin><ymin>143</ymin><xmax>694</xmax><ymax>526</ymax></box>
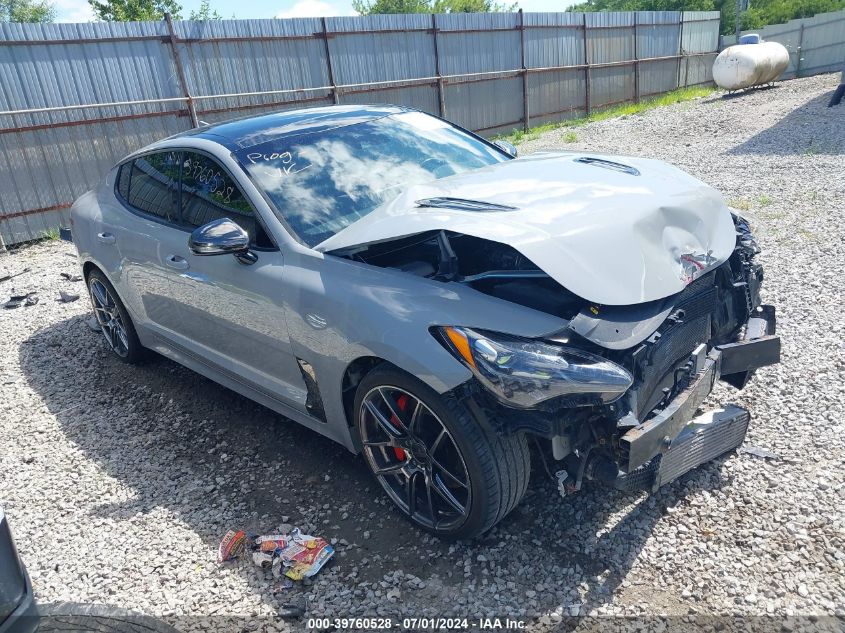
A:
<box><xmin>20</xmin><ymin>313</ymin><xmax>736</xmax><ymax>625</ymax></box>
<box><xmin>728</xmin><ymin>91</ymin><xmax>843</xmax><ymax>156</ymax></box>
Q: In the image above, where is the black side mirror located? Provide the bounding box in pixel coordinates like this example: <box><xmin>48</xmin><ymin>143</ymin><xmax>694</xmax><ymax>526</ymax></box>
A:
<box><xmin>493</xmin><ymin>139</ymin><xmax>518</xmax><ymax>158</ymax></box>
<box><xmin>189</xmin><ymin>218</ymin><xmax>250</xmax><ymax>256</ymax></box>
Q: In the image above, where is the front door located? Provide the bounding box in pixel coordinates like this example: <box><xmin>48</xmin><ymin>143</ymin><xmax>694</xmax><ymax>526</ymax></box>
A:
<box><xmin>139</xmin><ymin>150</ymin><xmax>308</xmax><ymax>412</ymax></box>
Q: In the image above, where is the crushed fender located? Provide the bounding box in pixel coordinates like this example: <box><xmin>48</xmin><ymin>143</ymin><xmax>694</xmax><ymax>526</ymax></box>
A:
<box><xmin>218</xmin><ymin>527</ymin><xmax>334</xmax><ymax>581</ymax></box>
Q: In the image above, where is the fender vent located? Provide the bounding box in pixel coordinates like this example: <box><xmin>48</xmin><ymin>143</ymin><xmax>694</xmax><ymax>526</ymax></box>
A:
<box><xmin>575</xmin><ymin>157</ymin><xmax>640</xmax><ymax>176</ymax></box>
<box><xmin>296</xmin><ymin>358</ymin><xmax>327</xmax><ymax>423</ymax></box>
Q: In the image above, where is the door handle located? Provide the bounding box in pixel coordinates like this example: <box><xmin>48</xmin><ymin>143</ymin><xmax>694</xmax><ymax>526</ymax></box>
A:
<box><xmin>97</xmin><ymin>232</ymin><xmax>116</xmax><ymax>245</ymax></box>
<box><xmin>165</xmin><ymin>254</ymin><xmax>189</xmax><ymax>271</ymax></box>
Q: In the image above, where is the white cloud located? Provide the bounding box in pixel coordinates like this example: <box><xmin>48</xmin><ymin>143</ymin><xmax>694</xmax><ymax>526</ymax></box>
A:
<box><xmin>275</xmin><ymin>0</ymin><xmax>356</xmax><ymax>18</ymax></box>
<box><xmin>52</xmin><ymin>0</ymin><xmax>96</xmax><ymax>22</ymax></box>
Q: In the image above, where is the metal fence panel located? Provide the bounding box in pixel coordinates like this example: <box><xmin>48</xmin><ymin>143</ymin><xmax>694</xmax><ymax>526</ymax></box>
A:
<box><xmin>436</xmin><ymin>13</ymin><xmax>521</xmax><ymax>75</ymax></box>
<box><xmin>177</xmin><ymin>18</ymin><xmax>329</xmax><ymax>115</ymax></box>
<box><xmin>0</xmin><ymin>11</ymin><xmax>721</xmax><ymax>246</ymax></box>
<box><xmin>801</xmin><ymin>16</ymin><xmax>845</xmax><ymax>76</ymax></box>
<box><xmin>341</xmin><ymin>84</ymin><xmax>439</xmax><ymax>115</ymax></box>
<box><xmin>443</xmin><ymin>75</ymin><xmax>523</xmax><ymax>133</ymax></box>
<box><xmin>591</xmin><ymin>64</ymin><xmax>636</xmax><ymax>107</ymax></box>
<box><xmin>327</xmin><ymin>14</ymin><xmax>435</xmax><ymax>85</ymax></box>
<box><xmin>527</xmin><ymin>67</ymin><xmax>586</xmax><ymax>124</ymax></box>
<box><xmin>586</xmin><ymin>12</ymin><xmax>634</xmax><ymax>65</ymax></box>
<box><xmin>0</xmin><ymin>21</ymin><xmax>182</xmax><ymax>131</ymax></box>
<box><xmin>524</xmin><ymin>13</ymin><xmax>585</xmax><ymax>70</ymax></box>
<box><xmin>640</xmin><ymin>57</ymin><xmax>681</xmax><ymax>96</ymax></box>
<box><xmin>683</xmin><ymin>11</ymin><xmax>721</xmax><ymax>54</ymax></box>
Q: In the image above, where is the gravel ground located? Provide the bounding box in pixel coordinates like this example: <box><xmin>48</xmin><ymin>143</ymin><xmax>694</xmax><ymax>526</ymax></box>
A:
<box><xmin>1</xmin><ymin>73</ymin><xmax>843</xmax><ymax>632</ymax></box>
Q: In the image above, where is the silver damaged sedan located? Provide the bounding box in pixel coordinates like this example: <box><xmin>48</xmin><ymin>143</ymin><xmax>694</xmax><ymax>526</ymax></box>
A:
<box><xmin>71</xmin><ymin>105</ymin><xmax>780</xmax><ymax>538</ymax></box>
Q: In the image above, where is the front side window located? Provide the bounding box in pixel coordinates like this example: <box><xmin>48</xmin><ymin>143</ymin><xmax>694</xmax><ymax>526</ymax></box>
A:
<box><xmin>123</xmin><ymin>151</ymin><xmax>181</xmax><ymax>223</ymax></box>
<box><xmin>180</xmin><ymin>152</ymin><xmax>271</xmax><ymax>247</ymax></box>
<box><xmin>235</xmin><ymin>111</ymin><xmax>509</xmax><ymax>247</ymax></box>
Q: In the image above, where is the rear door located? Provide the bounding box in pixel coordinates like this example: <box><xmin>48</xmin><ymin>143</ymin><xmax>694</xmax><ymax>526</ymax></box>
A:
<box><xmin>158</xmin><ymin>150</ymin><xmax>308</xmax><ymax>411</ymax></box>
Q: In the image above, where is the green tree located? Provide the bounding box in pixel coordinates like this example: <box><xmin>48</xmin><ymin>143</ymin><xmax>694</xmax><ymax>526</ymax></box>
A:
<box><xmin>353</xmin><ymin>0</ymin><xmax>514</xmax><ymax>14</ymax></box>
<box><xmin>189</xmin><ymin>0</ymin><xmax>222</xmax><ymax>19</ymax></box>
<box><xmin>740</xmin><ymin>0</ymin><xmax>844</xmax><ymax>30</ymax></box>
<box><xmin>352</xmin><ymin>0</ymin><xmax>431</xmax><ymax>13</ymax></box>
<box><xmin>434</xmin><ymin>0</ymin><xmax>516</xmax><ymax>10</ymax></box>
<box><xmin>1</xmin><ymin>0</ymin><xmax>56</xmax><ymax>22</ymax></box>
<box><xmin>88</xmin><ymin>0</ymin><xmax>183</xmax><ymax>21</ymax></box>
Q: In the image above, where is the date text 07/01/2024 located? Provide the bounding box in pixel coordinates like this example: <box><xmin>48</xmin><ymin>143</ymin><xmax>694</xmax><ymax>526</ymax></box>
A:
<box><xmin>305</xmin><ymin>617</ymin><xmax>526</xmax><ymax>630</ymax></box>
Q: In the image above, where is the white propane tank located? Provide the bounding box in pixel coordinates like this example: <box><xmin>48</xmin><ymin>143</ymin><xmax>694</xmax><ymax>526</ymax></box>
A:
<box><xmin>712</xmin><ymin>41</ymin><xmax>790</xmax><ymax>90</ymax></box>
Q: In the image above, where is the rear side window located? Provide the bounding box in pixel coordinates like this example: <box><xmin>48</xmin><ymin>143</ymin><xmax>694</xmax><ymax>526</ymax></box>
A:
<box><xmin>119</xmin><ymin>151</ymin><xmax>181</xmax><ymax>223</ymax></box>
<box><xmin>180</xmin><ymin>152</ymin><xmax>271</xmax><ymax>247</ymax></box>
<box><xmin>116</xmin><ymin>162</ymin><xmax>131</xmax><ymax>200</ymax></box>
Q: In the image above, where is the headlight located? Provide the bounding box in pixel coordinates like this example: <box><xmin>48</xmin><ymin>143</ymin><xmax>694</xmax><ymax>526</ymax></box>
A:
<box><xmin>436</xmin><ymin>326</ymin><xmax>633</xmax><ymax>408</ymax></box>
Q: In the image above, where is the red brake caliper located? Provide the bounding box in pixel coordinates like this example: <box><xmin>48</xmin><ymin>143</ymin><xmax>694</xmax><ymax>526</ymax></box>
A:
<box><xmin>391</xmin><ymin>395</ymin><xmax>408</xmax><ymax>461</ymax></box>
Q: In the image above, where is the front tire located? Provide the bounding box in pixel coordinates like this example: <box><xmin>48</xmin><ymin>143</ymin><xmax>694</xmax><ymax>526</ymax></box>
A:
<box><xmin>87</xmin><ymin>269</ymin><xmax>144</xmax><ymax>364</ymax></box>
<box><xmin>355</xmin><ymin>364</ymin><xmax>530</xmax><ymax>539</ymax></box>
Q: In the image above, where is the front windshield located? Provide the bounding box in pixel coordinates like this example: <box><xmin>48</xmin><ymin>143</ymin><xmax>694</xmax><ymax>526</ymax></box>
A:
<box><xmin>235</xmin><ymin>111</ymin><xmax>510</xmax><ymax>247</ymax></box>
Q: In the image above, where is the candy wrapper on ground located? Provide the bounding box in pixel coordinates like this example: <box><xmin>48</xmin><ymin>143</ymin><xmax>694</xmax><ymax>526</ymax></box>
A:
<box><xmin>218</xmin><ymin>529</ymin><xmax>248</xmax><ymax>562</ymax></box>
<box><xmin>218</xmin><ymin>527</ymin><xmax>334</xmax><ymax>581</ymax></box>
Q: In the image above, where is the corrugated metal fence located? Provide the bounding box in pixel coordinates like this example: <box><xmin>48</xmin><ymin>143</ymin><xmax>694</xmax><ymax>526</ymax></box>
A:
<box><xmin>723</xmin><ymin>9</ymin><xmax>845</xmax><ymax>79</ymax></box>
<box><xmin>0</xmin><ymin>10</ymin><xmax>720</xmax><ymax>246</ymax></box>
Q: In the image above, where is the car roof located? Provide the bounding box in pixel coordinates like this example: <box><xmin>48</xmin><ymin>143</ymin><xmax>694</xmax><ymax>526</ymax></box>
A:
<box><xmin>174</xmin><ymin>104</ymin><xmax>410</xmax><ymax>151</ymax></box>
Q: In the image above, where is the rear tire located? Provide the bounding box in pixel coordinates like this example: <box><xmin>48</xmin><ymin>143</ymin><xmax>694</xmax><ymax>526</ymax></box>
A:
<box><xmin>355</xmin><ymin>364</ymin><xmax>530</xmax><ymax>539</ymax></box>
<box><xmin>38</xmin><ymin>602</ymin><xmax>180</xmax><ymax>633</ymax></box>
<box><xmin>86</xmin><ymin>269</ymin><xmax>144</xmax><ymax>364</ymax></box>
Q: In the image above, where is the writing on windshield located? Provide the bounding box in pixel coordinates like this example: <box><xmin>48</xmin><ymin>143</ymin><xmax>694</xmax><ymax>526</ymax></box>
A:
<box><xmin>236</xmin><ymin>112</ymin><xmax>508</xmax><ymax>247</ymax></box>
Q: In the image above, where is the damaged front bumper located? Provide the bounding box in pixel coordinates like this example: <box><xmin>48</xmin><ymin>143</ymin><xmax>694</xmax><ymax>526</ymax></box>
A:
<box><xmin>613</xmin><ymin>305</ymin><xmax>779</xmax><ymax>490</ymax></box>
<box><xmin>555</xmin><ymin>305</ymin><xmax>780</xmax><ymax>496</ymax></box>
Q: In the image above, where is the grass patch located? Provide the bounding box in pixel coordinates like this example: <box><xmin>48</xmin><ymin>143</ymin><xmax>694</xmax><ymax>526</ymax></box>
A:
<box><xmin>498</xmin><ymin>86</ymin><xmax>720</xmax><ymax>145</ymax></box>
<box><xmin>42</xmin><ymin>227</ymin><xmax>61</xmax><ymax>241</ymax></box>
<box><xmin>563</xmin><ymin>131</ymin><xmax>578</xmax><ymax>144</ymax></box>
<box><xmin>729</xmin><ymin>198</ymin><xmax>752</xmax><ymax>212</ymax></box>
<box><xmin>758</xmin><ymin>195</ymin><xmax>773</xmax><ymax>207</ymax></box>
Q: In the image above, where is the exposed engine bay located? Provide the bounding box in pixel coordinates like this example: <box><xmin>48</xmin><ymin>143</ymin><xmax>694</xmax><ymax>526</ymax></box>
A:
<box><xmin>338</xmin><ymin>213</ymin><xmax>780</xmax><ymax>494</ymax></box>
<box><xmin>341</xmin><ymin>231</ymin><xmax>585</xmax><ymax>319</ymax></box>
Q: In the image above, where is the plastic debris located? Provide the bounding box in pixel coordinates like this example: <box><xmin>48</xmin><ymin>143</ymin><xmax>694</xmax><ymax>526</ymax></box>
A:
<box><xmin>0</xmin><ymin>268</ymin><xmax>30</xmax><ymax>284</ymax></box>
<box><xmin>3</xmin><ymin>292</ymin><xmax>38</xmax><ymax>309</ymax></box>
<box><xmin>59</xmin><ymin>290</ymin><xmax>80</xmax><ymax>303</ymax></box>
<box><xmin>61</xmin><ymin>272</ymin><xmax>83</xmax><ymax>282</ymax></box>
<box><xmin>739</xmin><ymin>445</ymin><xmax>779</xmax><ymax>460</ymax></box>
<box><xmin>218</xmin><ymin>527</ymin><xmax>334</xmax><ymax>581</ymax></box>
<box><xmin>277</xmin><ymin>600</ymin><xmax>306</xmax><ymax>620</ymax></box>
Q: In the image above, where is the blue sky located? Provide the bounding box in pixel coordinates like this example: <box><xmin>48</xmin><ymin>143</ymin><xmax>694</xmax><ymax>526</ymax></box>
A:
<box><xmin>53</xmin><ymin>0</ymin><xmax>575</xmax><ymax>22</ymax></box>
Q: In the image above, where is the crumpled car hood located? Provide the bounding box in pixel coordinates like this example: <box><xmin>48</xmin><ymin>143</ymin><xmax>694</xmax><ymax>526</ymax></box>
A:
<box><xmin>317</xmin><ymin>152</ymin><xmax>737</xmax><ymax>306</ymax></box>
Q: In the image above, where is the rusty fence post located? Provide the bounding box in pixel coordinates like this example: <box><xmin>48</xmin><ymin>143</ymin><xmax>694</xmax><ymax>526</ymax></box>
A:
<box><xmin>795</xmin><ymin>23</ymin><xmax>805</xmax><ymax>78</ymax></box>
<box><xmin>432</xmin><ymin>14</ymin><xmax>446</xmax><ymax>117</ymax></box>
<box><xmin>322</xmin><ymin>17</ymin><xmax>339</xmax><ymax>104</ymax></box>
<box><xmin>677</xmin><ymin>13</ymin><xmax>685</xmax><ymax>89</ymax></box>
<box><xmin>633</xmin><ymin>13</ymin><xmax>640</xmax><ymax>103</ymax></box>
<box><xmin>164</xmin><ymin>13</ymin><xmax>198</xmax><ymax>128</ymax></box>
<box><xmin>519</xmin><ymin>9</ymin><xmax>529</xmax><ymax>132</ymax></box>
<box><xmin>583</xmin><ymin>13</ymin><xmax>591</xmax><ymax>116</ymax></box>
